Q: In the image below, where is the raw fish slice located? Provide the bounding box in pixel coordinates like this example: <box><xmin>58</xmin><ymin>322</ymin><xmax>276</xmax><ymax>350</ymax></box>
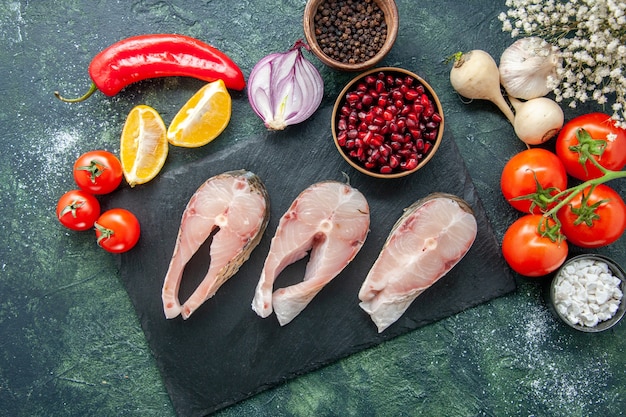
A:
<box><xmin>359</xmin><ymin>193</ymin><xmax>477</xmax><ymax>333</ymax></box>
<box><xmin>252</xmin><ymin>181</ymin><xmax>370</xmax><ymax>326</ymax></box>
<box><xmin>162</xmin><ymin>170</ymin><xmax>270</xmax><ymax>319</ymax></box>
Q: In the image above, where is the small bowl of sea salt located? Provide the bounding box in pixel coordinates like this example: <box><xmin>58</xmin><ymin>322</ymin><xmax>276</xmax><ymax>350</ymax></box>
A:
<box><xmin>550</xmin><ymin>254</ymin><xmax>625</xmax><ymax>332</ymax></box>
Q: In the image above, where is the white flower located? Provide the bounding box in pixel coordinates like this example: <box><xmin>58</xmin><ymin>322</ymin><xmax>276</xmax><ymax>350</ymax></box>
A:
<box><xmin>500</xmin><ymin>0</ymin><xmax>626</xmax><ymax>128</ymax></box>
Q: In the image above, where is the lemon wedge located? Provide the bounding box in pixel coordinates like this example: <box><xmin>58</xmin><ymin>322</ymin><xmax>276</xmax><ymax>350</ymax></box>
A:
<box><xmin>120</xmin><ymin>104</ymin><xmax>168</xmax><ymax>187</ymax></box>
<box><xmin>167</xmin><ymin>79</ymin><xmax>232</xmax><ymax>148</ymax></box>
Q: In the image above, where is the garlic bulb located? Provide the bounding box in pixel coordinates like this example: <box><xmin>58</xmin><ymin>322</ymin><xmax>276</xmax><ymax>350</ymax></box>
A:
<box><xmin>499</xmin><ymin>37</ymin><xmax>561</xmax><ymax>100</ymax></box>
<box><xmin>510</xmin><ymin>97</ymin><xmax>564</xmax><ymax>145</ymax></box>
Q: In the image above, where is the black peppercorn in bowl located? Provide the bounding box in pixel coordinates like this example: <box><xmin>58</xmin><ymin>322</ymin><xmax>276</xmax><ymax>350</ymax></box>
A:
<box><xmin>303</xmin><ymin>0</ymin><xmax>399</xmax><ymax>72</ymax></box>
<box><xmin>331</xmin><ymin>67</ymin><xmax>444</xmax><ymax>179</ymax></box>
<box><xmin>549</xmin><ymin>254</ymin><xmax>625</xmax><ymax>333</ymax></box>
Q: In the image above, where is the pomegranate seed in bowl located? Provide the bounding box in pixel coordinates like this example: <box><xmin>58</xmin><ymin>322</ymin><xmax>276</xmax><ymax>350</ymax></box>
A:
<box><xmin>331</xmin><ymin>67</ymin><xmax>444</xmax><ymax>179</ymax></box>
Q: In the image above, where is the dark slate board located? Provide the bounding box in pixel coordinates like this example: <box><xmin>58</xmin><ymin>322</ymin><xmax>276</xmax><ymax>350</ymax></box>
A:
<box><xmin>112</xmin><ymin>104</ymin><xmax>515</xmax><ymax>416</ymax></box>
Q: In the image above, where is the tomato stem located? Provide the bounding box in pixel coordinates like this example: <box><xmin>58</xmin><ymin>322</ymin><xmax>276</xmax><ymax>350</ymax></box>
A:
<box><xmin>94</xmin><ymin>222</ymin><xmax>114</xmax><ymax>246</ymax></box>
<box><xmin>543</xmin><ymin>160</ymin><xmax>626</xmax><ymax>219</ymax></box>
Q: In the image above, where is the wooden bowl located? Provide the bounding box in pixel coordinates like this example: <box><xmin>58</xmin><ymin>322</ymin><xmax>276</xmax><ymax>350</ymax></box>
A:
<box><xmin>303</xmin><ymin>0</ymin><xmax>399</xmax><ymax>72</ymax></box>
<box><xmin>331</xmin><ymin>67</ymin><xmax>444</xmax><ymax>179</ymax></box>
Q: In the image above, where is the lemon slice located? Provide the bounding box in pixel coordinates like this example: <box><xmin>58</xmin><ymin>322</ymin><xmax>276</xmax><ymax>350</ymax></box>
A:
<box><xmin>120</xmin><ymin>105</ymin><xmax>168</xmax><ymax>187</ymax></box>
<box><xmin>167</xmin><ymin>79</ymin><xmax>232</xmax><ymax>148</ymax></box>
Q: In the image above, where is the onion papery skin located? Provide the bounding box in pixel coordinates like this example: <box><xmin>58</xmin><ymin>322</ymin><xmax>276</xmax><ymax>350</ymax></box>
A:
<box><xmin>247</xmin><ymin>41</ymin><xmax>324</xmax><ymax>130</ymax></box>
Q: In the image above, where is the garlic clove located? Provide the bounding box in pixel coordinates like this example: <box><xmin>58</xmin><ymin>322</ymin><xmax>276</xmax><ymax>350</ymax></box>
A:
<box><xmin>499</xmin><ymin>37</ymin><xmax>562</xmax><ymax>100</ymax></box>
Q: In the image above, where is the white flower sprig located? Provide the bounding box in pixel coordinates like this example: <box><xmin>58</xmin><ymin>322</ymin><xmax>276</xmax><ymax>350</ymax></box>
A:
<box><xmin>498</xmin><ymin>0</ymin><xmax>626</xmax><ymax>128</ymax></box>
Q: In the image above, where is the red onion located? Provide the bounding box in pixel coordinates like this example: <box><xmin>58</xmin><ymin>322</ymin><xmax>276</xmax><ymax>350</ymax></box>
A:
<box><xmin>247</xmin><ymin>40</ymin><xmax>324</xmax><ymax>130</ymax></box>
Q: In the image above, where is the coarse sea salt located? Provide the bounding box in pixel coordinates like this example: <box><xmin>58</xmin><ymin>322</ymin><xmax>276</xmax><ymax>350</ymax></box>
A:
<box><xmin>553</xmin><ymin>258</ymin><xmax>623</xmax><ymax>328</ymax></box>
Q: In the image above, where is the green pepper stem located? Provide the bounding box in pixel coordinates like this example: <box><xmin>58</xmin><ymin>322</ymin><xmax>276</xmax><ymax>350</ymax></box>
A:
<box><xmin>54</xmin><ymin>82</ymin><xmax>98</xmax><ymax>103</ymax></box>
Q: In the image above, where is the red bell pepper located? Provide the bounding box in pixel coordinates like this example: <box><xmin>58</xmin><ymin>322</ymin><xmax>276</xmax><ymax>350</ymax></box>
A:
<box><xmin>56</xmin><ymin>34</ymin><xmax>246</xmax><ymax>102</ymax></box>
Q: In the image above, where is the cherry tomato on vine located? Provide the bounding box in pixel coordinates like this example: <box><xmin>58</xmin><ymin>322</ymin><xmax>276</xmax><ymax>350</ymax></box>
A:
<box><xmin>94</xmin><ymin>208</ymin><xmax>140</xmax><ymax>253</ymax></box>
<box><xmin>555</xmin><ymin>113</ymin><xmax>626</xmax><ymax>181</ymax></box>
<box><xmin>502</xmin><ymin>214</ymin><xmax>568</xmax><ymax>277</ymax></box>
<box><xmin>73</xmin><ymin>150</ymin><xmax>123</xmax><ymax>195</ymax></box>
<box><xmin>557</xmin><ymin>184</ymin><xmax>626</xmax><ymax>248</ymax></box>
<box><xmin>56</xmin><ymin>189</ymin><xmax>101</xmax><ymax>231</ymax></box>
<box><xmin>501</xmin><ymin>148</ymin><xmax>568</xmax><ymax>214</ymax></box>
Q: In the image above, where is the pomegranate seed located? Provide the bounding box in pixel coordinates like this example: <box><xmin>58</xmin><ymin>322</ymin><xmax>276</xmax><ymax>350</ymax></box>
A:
<box><xmin>345</xmin><ymin>139</ymin><xmax>355</xmax><ymax>149</ymax></box>
<box><xmin>365</xmin><ymin>75</ymin><xmax>377</xmax><ymax>85</ymax></box>
<box><xmin>423</xmin><ymin>141</ymin><xmax>432</xmax><ymax>154</ymax></box>
<box><xmin>409</xmin><ymin>128</ymin><xmax>422</xmax><ymax>140</ymax></box>
<box><xmin>431</xmin><ymin>112</ymin><xmax>443</xmax><ymax>123</ymax></box>
<box><xmin>390</xmin><ymin>133</ymin><xmax>404</xmax><ymax>143</ymax></box>
<box><xmin>362</xmin><ymin>94</ymin><xmax>373</xmax><ymax>107</ymax></box>
<box><xmin>370</xmin><ymin>134</ymin><xmax>383</xmax><ymax>148</ymax></box>
<box><xmin>389</xmin><ymin>155</ymin><xmax>400</xmax><ymax>168</ymax></box>
<box><xmin>416</xmin><ymin>138</ymin><xmax>424</xmax><ymax>151</ymax></box>
<box><xmin>347</xmin><ymin>129</ymin><xmax>358</xmax><ymax>139</ymax></box>
<box><xmin>380</xmin><ymin>165</ymin><xmax>393</xmax><ymax>174</ymax></box>
<box><xmin>386</xmin><ymin>75</ymin><xmax>395</xmax><ymax>86</ymax></box>
<box><xmin>337</xmin><ymin>131</ymin><xmax>347</xmax><ymax>146</ymax></box>
<box><xmin>390</xmin><ymin>141</ymin><xmax>402</xmax><ymax>150</ymax></box>
<box><xmin>403</xmin><ymin>158</ymin><xmax>418</xmax><ymax>171</ymax></box>
<box><xmin>391</xmin><ymin>90</ymin><xmax>403</xmax><ymax>101</ymax></box>
<box><xmin>375</xmin><ymin>79</ymin><xmax>386</xmax><ymax>93</ymax></box>
<box><xmin>338</xmin><ymin>118</ymin><xmax>347</xmax><ymax>131</ymax></box>
<box><xmin>426</xmin><ymin>121</ymin><xmax>439</xmax><ymax>130</ymax></box>
<box><xmin>415</xmin><ymin>85</ymin><xmax>425</xmax><ymax>95</ymax></box>
<box><xmin>404</xmin><ymin>76</ymin><xmax>415</xmax><ymax>86</ymax></box>
<box><xmin>340</xmin><ymin>105</ymin><xmax>351</xmax><ymax>116</ymax></box>
<box><xmin>346</xmin><ymin>92</ymin><xmax>360</xmax><ymax>104</ymax></box>
<box><xmin>348</xmin><ymin>111</ymin><xmax>358</xmax><ymax>126</ymax></box>
<box><xmin>404</xmin><ymin>89</ymin><xmax>419</xmax><ymax>101</ymax></box>
<box><xmin>373</xmin><ymin>116</ymin><xmax>386</xmax><ymax>126</ymax></box>
<box><xmin>365</xmin><ymin>161</ymin><xmax>377</xmax><ymax>170</ymax></box>
<box><xmin>413</xmin><ymin>104</ymin><xmax>424</xmax><ymax>115</ymax></box>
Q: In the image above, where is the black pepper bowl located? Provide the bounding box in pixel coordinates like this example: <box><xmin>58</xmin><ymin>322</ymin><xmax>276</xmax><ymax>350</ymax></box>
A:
<box><xmin>549</xmin><ymin>254</ymin><xmax>626</xmax><ymax>333</ymax></box>
<box><xmin>303</xmin><ymin>0</ymin><xmax>399</xmax><ymax>71</ymax></box>
<box><xmin>331</xmin><ymin>67</ymin><xmax>444</xmax><ymax>179</ymax></box>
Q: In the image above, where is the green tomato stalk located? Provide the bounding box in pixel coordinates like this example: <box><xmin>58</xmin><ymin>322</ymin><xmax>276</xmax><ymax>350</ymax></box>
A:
<box><xmin>515</xmin><ymin>128</ymin><xmax>626</xmax><ymax>241</ymax></box>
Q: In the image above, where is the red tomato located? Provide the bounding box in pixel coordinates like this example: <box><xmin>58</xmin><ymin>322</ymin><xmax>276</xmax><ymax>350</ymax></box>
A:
<box><xmin>555</xmin><ymin>113</ymin><xmax>626</xmax><ymax>181</ymax></box>
<box><xmin>73</xmin><ymin>150</ymin><xmax>123</xmax><ymax>195</ymax></box>
<box><xmin>501</xmin><ymin>148</ymin><xmax>568</xmax><ymax>213</ymax></box>
<box><xmin>502</xmin><ymin>214</ymin><xmax>568</xmax><ymax>277</ymax></box>
<box><xmin>94</xmin><ymin>208</ymin><xmax>140</xmax><ymax>253</ymax></box>
<box><xmin>557</xmin><ymin>184</ymin><xmax>626</xmax><ymax>248</ymax></box>
<box><xmin>56</xmin><ymin>189</ymin><xmax>101</xmax><ymax>231</ymax></box>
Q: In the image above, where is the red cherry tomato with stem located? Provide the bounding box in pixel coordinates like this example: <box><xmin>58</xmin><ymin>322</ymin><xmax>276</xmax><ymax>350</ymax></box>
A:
<box><xmin>555</xmin><ymin>113</ymin><xmax>626</xmax><ymax>181</ymax></box>
<box><xmin>557</xmin><ymin>183</ymin><xmax>626</xmax><ymax>248</ymax></box>
<box><xmin>501</xmin><ymin>148</ymin><xmax>568</xmax><ymax>214</ymax></box>
<box><xmin>502</xmin><ymin>214</ymin><xmax>568</xmax><ymax>277</ymax></box>
<box><xmin>56</xmin><ymin>189</ymin><xmax>101</xmax><ymax>231</ymax></box>
<box><xmin>94</xmin><ymin>208</ymin><xmax>140</xmax><ymax>253</ymax></box>
<box><xmin>73</xmin><ymin>150</ymin><xmax>123</xmax><ymax>195</ymax></box>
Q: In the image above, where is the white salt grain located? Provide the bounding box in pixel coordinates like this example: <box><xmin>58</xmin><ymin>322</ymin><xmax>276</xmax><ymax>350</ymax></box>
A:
<box><xmin>553</xmin><ymin>258</ymin><xmax>623</xmax><ymax>328</ymax></box>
